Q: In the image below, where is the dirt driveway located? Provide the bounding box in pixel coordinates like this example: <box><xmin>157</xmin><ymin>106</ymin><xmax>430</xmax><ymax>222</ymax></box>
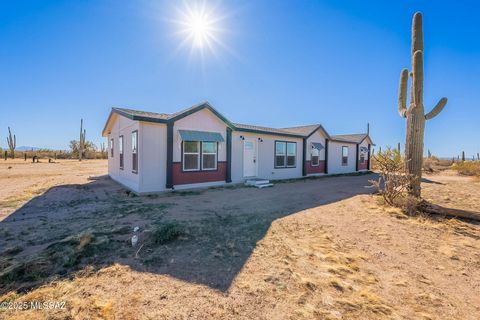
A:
<box><xmin>1</xmin><ymin>160</ymin><xmax>480</xmax><ymax>319</ymax></box>
<box><xmin>1</xmin><ymin>163</ymin><xmax>374</xmax><ymax>290</ymax></box>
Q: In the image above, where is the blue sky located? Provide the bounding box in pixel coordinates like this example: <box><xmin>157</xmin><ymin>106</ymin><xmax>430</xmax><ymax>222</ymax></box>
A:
<box><xmin>0</xmin><ymin>0</ymin><xmax>479</xmax><ymax>157</ymax></box>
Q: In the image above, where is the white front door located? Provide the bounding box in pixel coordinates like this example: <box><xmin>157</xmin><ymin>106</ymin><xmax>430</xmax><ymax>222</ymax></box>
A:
<box><xmin>243</xmin><ymin>139</ymin><xmax>257</xmax><ymax>177</ymax></box>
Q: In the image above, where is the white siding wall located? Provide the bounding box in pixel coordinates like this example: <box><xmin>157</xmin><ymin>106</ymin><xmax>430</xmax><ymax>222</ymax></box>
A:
<box><xmin>173</xmin><ymin>108</ymin><xmax>227</xmax><ymax>162</ymax></box>
<box><xmin>231</xmin><ymin>131</ymin><xmax>303</xmax><ymax>183</ymax></box>
<box><xmin>305</xmin><ymin>130</ymin><xmax>327</xmax><ymax>161</ymax></box>
<box><xmin>107</xmin><ymin>115</ymin><xmax>140</xmax><ymax>192</ymax></box>
<box><xmin>139</xmin><ymin>122</ymin><xmax>167</xmax><ymax>193</ymax></box>
<box><xmin>328</xmin><ymin>141</ymin><xmax>357</xmax><ymax>174</ymax></box>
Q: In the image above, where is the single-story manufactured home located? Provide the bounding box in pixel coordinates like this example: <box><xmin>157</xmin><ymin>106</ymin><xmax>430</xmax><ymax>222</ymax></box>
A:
<box><xmin>102</xmin><ymin>102</ymin><xmax>373</xmax><ymax>194</ymax></box>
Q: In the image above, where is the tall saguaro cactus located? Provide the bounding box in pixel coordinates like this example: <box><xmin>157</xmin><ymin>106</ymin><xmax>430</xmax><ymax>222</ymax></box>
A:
<box><xmin>79</xmin><ymin>119</ymin><xmax>86</xmax><ymax>161</ymax></box>
<box><xmin>398</xmin><ymin>12</ymin><xmax>447</xmax><ymax>197</ymax></box>
<box><xmin>7</xmin><ymin>127</ymin><xmax>16</xmax><ymax>159</ymax></box>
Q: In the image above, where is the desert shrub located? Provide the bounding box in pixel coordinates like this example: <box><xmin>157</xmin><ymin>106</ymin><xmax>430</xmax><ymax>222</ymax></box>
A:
<box><xmin>370</xmin><ymin>148</ymin><xmax>419</xmax><ymax>214</ymax></box>
<box><xmin>423</xmin><ymin>157</ymin><xmax>453</xmax><ymax>172</ymax></box>
<box><xmin>150</xmin><ymin>222</ymin><xmax>184</xmax><ymax>245</ymax></box>
<box><xmin>422</xmin><ymin>157</ymin><xmax>434</xmax><ymax>173</ymax></box>
<box><xmin>452</xmin><ymin>161</ymin><xmax>480</xmax><ymax>177</ymax></box>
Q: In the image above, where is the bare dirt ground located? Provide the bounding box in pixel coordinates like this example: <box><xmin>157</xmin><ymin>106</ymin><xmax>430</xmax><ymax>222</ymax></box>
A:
<box><xmin>1</xmin><ymin>160</ymin><xmax>479</xmax><ymax>319</ymax></box>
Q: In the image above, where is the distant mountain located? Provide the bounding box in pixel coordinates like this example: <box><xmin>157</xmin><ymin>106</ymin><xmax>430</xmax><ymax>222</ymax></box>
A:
<box><xmin>15</xmin><ymin>146</ymin><xmax>43</xmax><ymax>151</ymax></box>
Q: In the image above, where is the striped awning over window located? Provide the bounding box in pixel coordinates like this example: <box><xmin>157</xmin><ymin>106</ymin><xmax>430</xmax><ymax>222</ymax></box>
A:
<box><xmin>179</xmin><ymin>130</ymin><xmax>224</xmax><ymax>142</ymax></box>
<box><xmin>311</xmin><ymin>142</ymin><xmax>324</xmax><ymax>151</ymax></box>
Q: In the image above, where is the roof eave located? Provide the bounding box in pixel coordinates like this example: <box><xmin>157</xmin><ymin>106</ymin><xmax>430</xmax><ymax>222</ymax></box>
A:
<box><xmin>168</xmin><ymin>101</ymin><xmax>235</xmax><ymax>128</ymax></box>
<box><xmin>234</xmin><ymin>127</ymin><xmax>305</xmax><ymax>138</ymax></box>
<box><xmin>102</xmin><ymin>109</ymin><xmax>116</xmax><ymax>137</ymax></box>
<box><xmin>306</xmin><ymin>124</ymin><xmax>331</xmax><ymax>139</ymax></box>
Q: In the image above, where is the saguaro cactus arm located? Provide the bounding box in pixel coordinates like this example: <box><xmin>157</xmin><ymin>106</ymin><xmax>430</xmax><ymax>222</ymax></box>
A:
<box><xmin>412</xmin><ymin>12</ymin><xmax>423</xmax><ymax>54</ymax></box>
<box><xmin>425</xmin><ymin>98</ymin><xmax>448</xmax><ymax>120</ymax></box>
<box><xmin>412</xmin><ymin>50</ymin><xmax>424</xmax><ymax>107</ymax></box>
<box><xmin>398</xmin><ymin>69</ymin><xmax>409</xmax><ymax>117</ymax></box>
<box><xmin>7</xmin><ymin>127</ymin><xmax>16</xmax><ymax>149</ymax></box>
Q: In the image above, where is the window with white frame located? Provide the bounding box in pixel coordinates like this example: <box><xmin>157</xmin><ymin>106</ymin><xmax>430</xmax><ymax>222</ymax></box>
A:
<box><xmin>202</xmin><ymin>142</ymin><xmax>217</xmax><ymax>170</ymax></box>
<box><xmin>110</xmin><ymin>138</ymin><xmax>114</xmax><ymax>157</ymax></box>
<box><xmin>342</xmin><ymin>146</ymin><xmax>349</xmax><ymax>166</ymax></box>
<box><xmin>275</xmin><ymin>141</ymin><xmax>296</xmax><ymax>168</ymax></box>
<box><xmin>182</xmin><ymin>141</ymin><xmax>217</xmax><ymax>171</ymax></box>
<box><xmin>119</xmin><ymin>135</ymin><xmax>124</xmax><ymax>169</ymax></box>
<box><xmin>183</xmin><ymin>141</ymin><xmax>200</xmax><ymax>171</ymax></box>
<box><xmin>311</xmin><ymin>148</ymin><xmax>320</xmax><ymax>166</ymax></box>
<box><xmin>132</xmin><ymin>131</ymin><xmax>138</xmax><ymax>173</ymax></box>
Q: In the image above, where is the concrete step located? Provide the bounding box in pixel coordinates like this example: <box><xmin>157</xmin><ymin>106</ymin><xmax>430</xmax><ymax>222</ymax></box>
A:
<box><xmin>254</xmin><ymin>183</ymin><xmax>274</xmax><ymax>189</ymax></box>
<box><xmin>245</xmin><ymin>178</ymin><xmax>273</xmax><ymax>188</ymax></box>
<box><xmin>245</xmin><ymin>178</ymin><xmax>270</xmax><ymax>186</ymax></box>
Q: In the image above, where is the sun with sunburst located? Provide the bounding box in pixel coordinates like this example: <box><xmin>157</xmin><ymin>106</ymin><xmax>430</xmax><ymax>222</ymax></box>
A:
<box><xmin>172</xmin><ymin>1</ymin><xmax>229</xmax><ymax>58</ymax></box>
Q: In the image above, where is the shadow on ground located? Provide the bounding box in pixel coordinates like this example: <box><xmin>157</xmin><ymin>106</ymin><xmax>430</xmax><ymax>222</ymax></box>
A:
<box><xmin>1</xmin><ymin>173</ymin><xmax>380</xmax><ymax>294</ymax></box>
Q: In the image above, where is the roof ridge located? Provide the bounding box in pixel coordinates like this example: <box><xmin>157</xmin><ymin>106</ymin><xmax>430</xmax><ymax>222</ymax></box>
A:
<box><xmin>233</xmin><ymin>122</ymin><xmax>296</xmax><ymax>132</ymax></box>
<box><xmin>113</xmin><ymin>106</ymin><xmax>171</xmax><ymax>116</ymax></box>
<box><xmin>281</xmin><ymin>124</ymin><xmax>319</xmax><ymax>129</ymax></box>
<box><xmin>331</xmin><ymin>133</ymin><xmax>368</xmax><ymax>137</ymax></box>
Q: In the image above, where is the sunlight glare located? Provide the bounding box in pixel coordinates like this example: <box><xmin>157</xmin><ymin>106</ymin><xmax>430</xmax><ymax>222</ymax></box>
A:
<box><xmin>173</xmin><ymin>1</ymin><xmax>228</xmax><ymax>57</ymax></box>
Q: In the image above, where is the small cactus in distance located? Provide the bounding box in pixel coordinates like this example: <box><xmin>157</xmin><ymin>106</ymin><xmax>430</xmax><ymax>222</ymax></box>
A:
<box><xmin>7</xmin><ymin>127</ymin><xmax>16</xmax><ymax>159</ymax></box>
<box><xmin>397</xmin><ymin>12</ymin><xmax>447</xmax><ymax>197</ymax></box>
<box><xmin>427</xmin><ymin>149</ymin><xmax>431</xmax><ymax>158</ymax></box>
<box><xmin>100</xmin><ymin>142</ymin><xmax>107</xmax><ymax>159</ymax></box>
<box><xmin>79</xmin><ymin>119</ymin><xmax>86</xmax><ymax>161</ymax></box>
<box><xmin>461</xmin><ymin>151</ymin><xmax>465</xmax><ymax>162</ymax></box>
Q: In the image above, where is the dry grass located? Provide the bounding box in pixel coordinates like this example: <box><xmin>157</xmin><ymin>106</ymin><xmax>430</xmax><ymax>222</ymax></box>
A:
<box><xmin>452</xmin><ymin>161</ymin><xmax>480</xmax><ymax>177</ymax></box>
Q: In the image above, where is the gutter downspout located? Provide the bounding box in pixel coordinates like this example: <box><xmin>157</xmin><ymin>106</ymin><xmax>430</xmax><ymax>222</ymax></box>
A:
<box><xmin>226</xmin><ymin>127</ymin><xmax>232</xmax><ymax>183</ymax></box>
<box><xmin>166</xmin><ymin>122</ymin><xmax>174</xmax><ymax>189</ymax></box>
<box><xmin>355</xmin><ymin>144</ymin><xmax>359</xmax><ymax>171</ymax></box>
<box><xmin>324</xmin><ymin>139</ymin><xmax>329</xmax><ymax>174</ymax></box>
<box><xmin>302</xmin><ymin>138</ymin><xmax>307</xmax><ymax>176</ymax></box>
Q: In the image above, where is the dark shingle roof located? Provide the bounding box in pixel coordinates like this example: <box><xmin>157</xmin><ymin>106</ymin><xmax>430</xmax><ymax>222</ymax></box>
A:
<box><xmin>233</xmin><ymin>123</ymin><xmax>304</xmax><ymax>137</ymax></box>
<box><xmin>330</xmin><ymin>133</ymin><xmax>369</xmax><ymax>144</ymax></box>
<box><xmin>104</xmin><ymin>102</ymin><xmax>372</xmax><ymax>143</ymax></box>
<box><xmin>281</xmin><ymin>125</ymin><xmax>320</xmax><ymax>136</ymax></box>
<box><xmin>113</xmin><ymin>107</ymin><xmax>171</xmax><ymax>121</ymax></box>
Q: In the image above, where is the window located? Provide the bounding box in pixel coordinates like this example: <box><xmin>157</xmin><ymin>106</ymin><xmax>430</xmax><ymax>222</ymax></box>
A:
<box><xmin>119</xmin><ymin>136</ymin><xmax>124</xmax><ymax>169</ymax></box>
<box><xmin>182</xmin><ymin>141</ymin><xmax>218</xmax><ymax>171</ymax></box>
<box><xmin>275</xmin><ymin>141</ymin><xmax>296</xmax><ymax>168</ymax></box>
<box><xmin>202</xmin><ymin>142</ymin><xmax>217</xmax><ymax>170</ymax></box>
<box><xmin>311</xmin><ymin>148</ymin><xmax>320</xmax><ymax>166</ymax></box>
<box><xmin>342</xmin><ymin>146</ymin><xmax>349</xmax><ymax>166</ymax></box>
<box><xmin>183</xmin><ymin>141</ymin><xmax>200</xmax><ymax>171</ymax></box>
<box><xmin>275</xmin><ymin>142</ymin><xmax>286</xmax><ymax>167</ymax></box>
<box><xmin>360</xmin><ymin>154</ymin><xmax>365</xmax><ymax>164</ymax></box>
<box><xmin>132</xmin><ymin>131</ymin><xmax>138</xmax><ymax>173</ymax></box>
<box><xmin>110</xmin><ymin>138</ymin><xmax>114</xmax><ymax>157</ymax></box>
